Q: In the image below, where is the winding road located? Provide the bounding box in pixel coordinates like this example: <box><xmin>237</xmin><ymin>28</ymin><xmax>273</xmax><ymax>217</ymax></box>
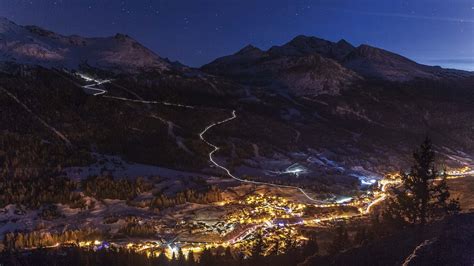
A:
<box><xmin>198</xmin><ymin>110</ymin><xmax>325</xmax><ymax>203</ymax></box>
<box><xmin>77</xmin><ymin>72</ymin><xmax>325</xmax><ymax>204</ymax></box>
<box><xmin>77</xmin><ymin>73</ymin><xmax>195</xmax><ymax>109</ymax></box>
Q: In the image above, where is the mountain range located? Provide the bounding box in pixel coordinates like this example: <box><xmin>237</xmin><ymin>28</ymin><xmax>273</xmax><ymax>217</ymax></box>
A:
<box><xmin>203</xmin><ymin>35</ymin><xmax>471</xmax><ymax>97</ymax></box>
<box><xmin>1</xmin><ymin>16</ymin><xmax>472</xmax><ymax>100</ymax></box>
<box><xmin>1</xmin><ymin>17</ymin><xmax>474</xmax><ymax>193</ymax></box>
<box><xmin>0</xmin><ymin>17</ymin><xmax>170</xmax><ymax>73</ymax></box>
<box><xmin>1</xmin><ymin>17</ymin><xmax>471</xmax><ymax>80</ymax></box>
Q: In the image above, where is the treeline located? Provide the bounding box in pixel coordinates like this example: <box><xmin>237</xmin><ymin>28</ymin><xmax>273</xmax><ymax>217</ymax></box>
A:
<box><xmin>0</xmin><ymin>174</ymin><xmax>224</xmax><ymax>211</ymax></box>
<box><xmin>3</xmin><ymin>229</ymin><xmax>102</xmax><ymax>250</ymax></box>
<box><xmin>0</xmin><ymin>176</ymin><xmax>84</xmax><ymax>209</ymax></box>
<box><xmin>0</xmin><ymin>247</ymin><xmax>152</xmax><ymax>266</ymax></box>
<box><xmin>0</xmin><ymin>237</ymin><xmax>319</xmax><ymax>266</ymax></box>
<box><xmin>82</xmin><ymin>176</ymin><xmax>224</xmax><ymax>209</ymax></box>
<box><xmin>149</xmin><ymin>186</ymin><xmax>223</xmax><ymax>210</ymax></box>
<box><xmin>0</xmin><ymin>132</ymin><xmax>92</xmax><ymax>179</ymax></box>
<box><xmin>82</xmin><ymin>176</ymin><xmax>152</xmax><ymax>201</ymax></box>
<box><xmin>119</xmin><ymin>222</ymin><xmax>157</xmax><ymax>237</ymax></box>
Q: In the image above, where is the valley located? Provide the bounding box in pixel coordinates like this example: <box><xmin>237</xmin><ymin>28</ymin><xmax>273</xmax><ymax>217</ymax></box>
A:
<box><xmin>0</xmin><ymin>15</ymin><xmax>473</xmax><ymax>265</ymax></box>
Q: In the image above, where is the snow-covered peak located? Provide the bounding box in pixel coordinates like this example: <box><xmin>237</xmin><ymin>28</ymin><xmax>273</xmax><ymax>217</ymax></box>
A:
<box><xmin>0</xmin><ymin>17</ymin><xmax>171</xmax><ymax>73</ymax></box>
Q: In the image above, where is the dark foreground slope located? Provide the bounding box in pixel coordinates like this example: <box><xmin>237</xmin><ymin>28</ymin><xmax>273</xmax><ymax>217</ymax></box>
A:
<box><xmin>303</xmin><ymin>213</ymin><xmax>474</xmax><ymax>266</ymax></box>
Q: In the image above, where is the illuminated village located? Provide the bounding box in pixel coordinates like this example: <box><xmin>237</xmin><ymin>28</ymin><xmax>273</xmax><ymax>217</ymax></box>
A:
<box><xmin>23</xmin><ymin>166</ymin><xmax>465</xmax><ymax>261</ymax></box>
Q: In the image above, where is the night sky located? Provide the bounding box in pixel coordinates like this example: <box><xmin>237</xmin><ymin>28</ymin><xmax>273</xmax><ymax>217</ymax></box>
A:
<box><xmin>0</xmin><ymin>0</ymin><xmax>472</xmax><ymax>70</ymax></box>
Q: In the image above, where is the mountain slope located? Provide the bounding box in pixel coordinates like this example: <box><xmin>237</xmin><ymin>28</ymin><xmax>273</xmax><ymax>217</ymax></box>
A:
<box><xmin>303</xmin><ymin>213</ymin><xmax>474</xmax><ymax>266</ymax></box>
<box><xmin>0</xmin><ymin>17</ymin><xmax>170</xmax><ymax>73</ymax></box>
<box><xmin>342</xmin><ymin>44</ymin><xmax>470</xmax><ymax>81</ymax></box>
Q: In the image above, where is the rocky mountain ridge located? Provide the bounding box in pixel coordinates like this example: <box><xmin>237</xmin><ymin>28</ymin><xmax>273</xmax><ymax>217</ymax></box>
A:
<box><xmin>0</xmin><ymin>17</ymin><xmax>170</xmax><ymax>73</ymax></box>
<box><xmin>203</xmin><ymin>35</ymin><xmax>472</xmax><ymax>91</ymax></box>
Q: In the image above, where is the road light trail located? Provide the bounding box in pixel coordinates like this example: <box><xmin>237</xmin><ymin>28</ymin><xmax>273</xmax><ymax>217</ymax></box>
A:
<box><xmin>364</xmin><ymin>194</ymin><xmax>387</xmax><ymax>214</ymax></box>
<box><xmin>74</xmin><ymin>72</ymin><xmax>198</xmax><ymax>154</ymax></box>
<box><xmin>83</xmin><ymin>80</ymin><xmax>109</xmax><ymax>96</ymax></box>
<box><xmin>76</xmin><ymin>71</ymin><xmax>385</xmax><ymax>207</ymax></box>
<box><xmin>363</xmin><ymin>172</ymin><xmax>470</xmax><ymax>214</ymax></box>
<box><xmin>76</xmin><ymin>73</ymin><xmax>109</xmax><ymax>96</ymax></box>
<box><xmin>364</xmin><ymin>177</ymin><xmax>402</xmax><ymax>214</ymax></box>
<box><xmin>102</xmin><ymin>95</ymin><xmax>195</xmax><ymax>109</ymax></box>
<box><xmin>199</xmin><ymin>110</ymin><xmax>325</xmax><ymax>203</ymax></box>
<box><xmin>79</xmin><ymin>70</ymin><xmax>326</xmax><ymax>203</ymax></box>
<box><xmin>76</xmin><ymin>72</ymin><xmax>194</xmax><ymax>109</ymax></box>
<box><xmin>74</xmin><ymin>72</ymin><xmax>324</xmax><ymax>205</ymax></box>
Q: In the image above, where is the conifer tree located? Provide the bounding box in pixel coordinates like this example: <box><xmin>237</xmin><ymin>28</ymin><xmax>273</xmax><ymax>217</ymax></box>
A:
<box><xmin>250</xmin><ymin>233</ymin><xmax>264</xmax><ymax>264</ymax></box>
<box><xmin>187</xmin><ymin>250</ymin><xmax>196</xmax><ymax>266</ymax></box>
<box><xmin>302</xmin><ymin>238</ymin><xmax>319</xmax><ymax>258</ymax></box>
<box><xmin>385</xmin><ymin>137</ymin><xmax>460</xmax><ymax>226</ymax></box>
<box><xmin>177</xmin><ymin>248</ymin><xmax>186</xmax><ymax>265</ymax></box>
<box><xmin>199</xmin><ymin>248</ymin><xmax>214</xmax><ymax>266</ymax></box>
<box><xmin>328</xmin><ymin>223</ymin><xmax>350</xmax><ymax>254</ymax></box>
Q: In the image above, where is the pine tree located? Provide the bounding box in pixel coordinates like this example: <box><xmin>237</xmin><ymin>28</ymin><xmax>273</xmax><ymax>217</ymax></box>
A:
<box><xmin>433</xmin><ymin>171</ymin><xmax>461</xmax><ymax>216</ymax></box>
<box><xmin>302</xmin><ymin>238</ymin><xmax>319</xmax><ymax>258</ymax></box>
<box><xmin>177</xmin><ymin>248</ymin><xmax>186</xmax><ymax>265</ymax></box>
<box><xmin>223</xmin><ymin>246</ymin><xmax>234</xmax><ymax>264</ymax></box>
<box><xmin>250</xmin><ymin>233</ymin><xmax>264</xmax><ymax>264</ymax></box>
<box><xmin>354</xmin><ymin>227</ymin><xmax>368</xmax><ymax>245</ymax></box>
<box><xmin>199</xmin><ymin>248</ymin><xmax>214</xmax><ymax>266</ymax></box>
<box><xmin>328</xmin><ymin>223</ymin><xmax>350</xmax><ymax>254</ymax></box>
<box><xmin>385</xmin><ymin>137</ymin><xmax>460</xmax><ymax>226</ymax></box>
<box><xmin>170</xmin><ymin>251</ymin><xmax>177</xmax><ymax>266</ymax></box>
<box><xmin>157</xmin><ymin>252</ymin><xmax>169</xmax><ymax>266</ymax></box>
<box><xmin>187</xmin><ymin>250</ymin><xmax>196</xmax><ymax>266</ymax></box>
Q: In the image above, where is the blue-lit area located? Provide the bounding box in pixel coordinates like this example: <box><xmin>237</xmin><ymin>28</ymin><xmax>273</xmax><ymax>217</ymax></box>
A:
<box><xmin>284</xmin><ymin>163</ymin><xmax>309</xmax><ymax>176</ymax></box>
<box><xmin>335</xmin><ymin>196</ymin><xmax>353</xmax><ymax>204</ymax></box>
<box><xmin>351</xmin><ymin>173</ymin><xmax>379</xmax><ymax>187</ymax></box>
<box><xmin>267</xmin><ymin>163</ymin><xmax>310</xmax><ymax>177</ymax></box>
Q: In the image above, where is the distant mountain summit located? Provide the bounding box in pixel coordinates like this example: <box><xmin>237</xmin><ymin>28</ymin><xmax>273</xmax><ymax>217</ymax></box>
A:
<box><xmin>268</xmin><ymin>35</ymin><xmax>355</xmax><ymax>61</ymax></box>
<box><xmin>0</xmin><ymin>17</ymin><xmax>170</xmax><ymax>73</ymax></box>
<box><xmin>202</xmin><ymin>36</ymin><xmax>363</xmax><ymax>98</ymax></box>
<box><xmin>203</xmin><ymin>41</ymin><xmax>360</xmax><ymax>98</ymax></box>
<box><xmin>203</xmin><ymin>35</ymin><xmax>472</xmax><ymax>86</ymax></box>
